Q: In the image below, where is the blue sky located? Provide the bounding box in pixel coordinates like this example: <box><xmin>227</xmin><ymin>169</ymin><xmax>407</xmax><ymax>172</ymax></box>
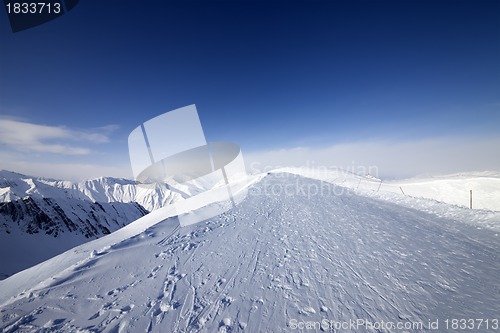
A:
<box><xmin>0</xmin><ymin>0</ymin><xmax>499</xmax><ymax>179</ymax></box>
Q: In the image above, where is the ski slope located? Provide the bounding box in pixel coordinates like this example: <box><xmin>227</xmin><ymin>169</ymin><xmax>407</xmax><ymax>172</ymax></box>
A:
<box><xmin>1</xmin><ymin>173</ymin><xmax>499</xmax><ymax>332</ymax></box>
<box><xmin>273</xmin><ymin>167</ymin><xmax>500</xmax><ymax>211</ymax></box>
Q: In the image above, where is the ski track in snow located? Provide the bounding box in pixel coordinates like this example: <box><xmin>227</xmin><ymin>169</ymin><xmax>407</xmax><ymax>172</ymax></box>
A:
<box><xmin>1</xmin><ymin>174</ymin><xmax>499</xmax><ymax>332</ymax></box>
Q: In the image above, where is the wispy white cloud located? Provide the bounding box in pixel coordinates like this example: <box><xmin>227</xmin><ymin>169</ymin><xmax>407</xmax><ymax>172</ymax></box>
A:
<box><xmin>244</xmin><ymin>136</ymin><xmax>500</xmax><ymax>179</ymax></box>
<box><xmin>0</xmin><ymin>119</ymin><xmax>118</xmax><ymax>155</ymax></box>
<box><xmin>0</xmin><ymin>150</ymin><xmax>131</xmax><ymax>180</ymax></box>
<box><xmin>0</xmin><ymin>157</ymin><xmax>133</xmax><ymax>181</ymax></box>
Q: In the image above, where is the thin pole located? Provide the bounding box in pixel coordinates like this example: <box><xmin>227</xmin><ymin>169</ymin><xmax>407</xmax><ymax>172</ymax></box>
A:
<box><xmin>470</xmin><ymin>190</ymin><xmax>473</xmax><ymax>209</ymax></box>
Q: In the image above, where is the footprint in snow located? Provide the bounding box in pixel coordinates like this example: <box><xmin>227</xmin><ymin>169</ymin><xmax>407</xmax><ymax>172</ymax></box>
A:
<box><xmin>300</xmin><ymin>306</ymin><xmax>316</xmax><ymax>315</ymax></box>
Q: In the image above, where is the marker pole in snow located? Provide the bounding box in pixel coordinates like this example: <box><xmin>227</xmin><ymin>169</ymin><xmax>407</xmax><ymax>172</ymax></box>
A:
<box><xmin>470</xmin><ymin>190</ymin><xmax>473</xmax><ymax>209</ymax></box>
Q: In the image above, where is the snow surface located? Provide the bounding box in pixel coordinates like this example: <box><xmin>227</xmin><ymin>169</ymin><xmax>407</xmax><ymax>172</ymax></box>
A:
<box><xmin>1</xmin><ymin>173</ymin><xmax>499</xmax><ymax>332</ymax></box>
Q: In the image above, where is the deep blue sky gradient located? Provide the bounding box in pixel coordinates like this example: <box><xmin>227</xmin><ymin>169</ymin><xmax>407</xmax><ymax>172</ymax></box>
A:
<box><xmin>0</xmin><ymin>0</ymin><xmax>499</xmax><ymax>175</ymax></box>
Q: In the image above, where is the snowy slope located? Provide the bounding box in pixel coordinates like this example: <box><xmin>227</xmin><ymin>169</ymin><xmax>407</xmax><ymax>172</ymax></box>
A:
<box><xmin>0</xmin><ymin>197</ymin><xmax>148</xmax><ymax>280</ymax></box>
<box><xmin>1</xmin><ymin>174</ymin><xmax>498</xmax><ymax>332</ymax></box>
<box><xmin>273</xmin><ymin>167</ymin><xmax>500</xmax><ymax>211</ymax></box>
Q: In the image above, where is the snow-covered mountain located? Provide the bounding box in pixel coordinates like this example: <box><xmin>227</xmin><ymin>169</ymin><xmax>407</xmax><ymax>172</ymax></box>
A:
<box><xmin>0</xmin><ymin>170</ymin><xmax>181</xmax><ymax>279</ymax></box>
<box><xmin>0</xmin><ymin>170</ymin><xmax>180</xmax><ymax>211</ymax></box>
<box><xmin>0</xmin><ymin>172</ymin><xmax>499</xmax><ymax>332</ymax></box>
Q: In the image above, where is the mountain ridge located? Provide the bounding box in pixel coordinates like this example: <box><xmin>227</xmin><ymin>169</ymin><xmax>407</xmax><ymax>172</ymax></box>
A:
<box><xmin>0</xmin><ymin>170</ymin><xmax>180</xmax><ymax>211</ymax></box>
